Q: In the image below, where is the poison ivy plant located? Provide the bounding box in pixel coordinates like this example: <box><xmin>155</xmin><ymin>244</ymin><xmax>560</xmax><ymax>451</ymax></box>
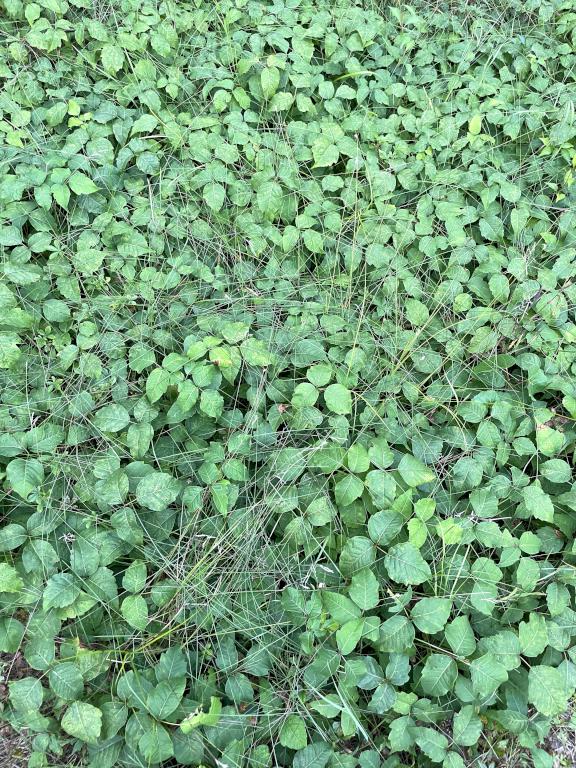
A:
<box><xmin>0</xmin><ymin>0</ymin><xmax>576</xmax><ymax>766</ymax></box>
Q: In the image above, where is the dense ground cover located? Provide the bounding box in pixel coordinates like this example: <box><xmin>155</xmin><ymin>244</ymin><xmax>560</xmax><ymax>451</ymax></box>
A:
<box><xmin>1</xmin><ymin>0</ymin><xmax>576</xmax><ymax>766</ymax></box>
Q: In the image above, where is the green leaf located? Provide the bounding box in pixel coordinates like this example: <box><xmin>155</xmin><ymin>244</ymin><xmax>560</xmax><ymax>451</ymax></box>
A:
<box><xmin>322</xmin><ymin>592</ymin><xmax>361</xmax><ymax>624</ymax></box>
<box><xmin>9</xmin><ymin>678</ymin><xmax>43</xmax><ymax>712</ymax></box>
<box><xmin>468</xmin><ymin>115</ymin><xmax>482</xmax><ymax>134</ymax></box>
<box><xmin>146</xmin><ymin>368</ymin><xmax>171</xmax><ymax>403</ymax></box>
<box><xmin>139</xmin><ymin>724</ymin><xmax>174</xmax><ymax>762</ymax></box>
<box><xmin>0</xmin><ymin>619</ymin><xmax>25</xmax><ymax>653</ymax></box>
<box><xmin>261</xmin><ymin>66</ymin><xmax>280</xmax><ymax>99</ymax></box>
<box><xmin>257</xmin><ymin>181</ymin><xmax>283</xmax><ymax>218</ymax></box>
<box><xmin>52</xmin><ymin>183</ymin><xmax>70</xmax><ymax>208</ymax></box>
<box><xmin>0</xmin><ymin>563</ymin><xmax>23</xmax><ymax>594</ymax></box>
<box><xmin>305</xmin><ymin>497</ymin><xmax>335</xmax><ymax>526</ymax></box>
<box><xmin>347</xmin><ymin>444</ymin><xmax>370</xmax><ymax>473</ymax></box>
<box><xmin>445</xmin><ymin>616</ymin><xmax>476</xmax><ymax>657</ymax></box>
<box><xmin>136</xmin><ymin>471</ymin><xmax>181</xmax><ymax>511</ymax></box>
<box><xmin>398</xmin><ymin>454</ymin><xmax>436</xmax><ymax>487</ymax></box>
<box><xmin>293</xmin><ymin>743</ymin><xmax>332</xmax><ymax>768</ymax></box>
<box><xmin>453</xmin><ymin>706</ymin><xmax>482</xmax><ymax>747</ymax></box>
<box><xmin>470</xmin><ymin>654</ymin><xmax>508</xmax><ymax>698</ymax></box>
<box><xmin>436</xmin><ymin>519</ymin><xmax>463</xmax><ymax>544</ymax></box>
<box><xmin>385</xmin><ymin>542</ymin><xmax>431</xmax><ymax>585</ymax></box>
<box><xmin>349</xmin><ymin>568</ymin><xmax>379</xmax><ymax>610</ymax></box>
<box><xmin>43</xmin><ymin>573</ymin><xmax>80</xmax><ymax>609</ymax></box>
<box><xmin>128</xmin><ymin>342</ymin><xmax>155</xmax><ymax>373</ymax></box>
<box><xmin>528</xmin><ymin>666</ymin><xmax>569</xmax><ymax>717</ymax></box>
<box><xmin>121</xmin><ymin>594</ymin><xmax>149</xmax><ymax>631</ymax></box>
<box><xmin>279</xmin><ymin>714</ymin><xmax>308</xmax><ymax>750</ymax></box>
<box><xmin>336</xmin><ymin>618</ymin><xmax>364</xmax><ymax>655</ymax></box>
<box><xmin>540</xmin><ymin>459</ymin><xmax>571</xmax><ymax>484</ymax></box>
<box><xmin>240</xmin><ymin>337</ymin><xmax>272</xmax><ymax>366</ymax></box>
<box><xmin>203</xmin><ymin>182</ymin><xmax>226</xmax><ymax>212</ymax></box>
<box><xmin>147</xmin><ymin>678</ymin><xmax>186</xmax><ymax>719</ymax></box>
<box><xmin>48</xmin><ymin>663</ymin><xmax>84</xmax><ymax>701</ymax></box>
<box><xmin>412</xmin><ymin>727</ymin><xmax>448</xmax><ymax>763</ymax></box>
<box><xmin>379</xmin><ymin>615</ymin><xmax>415</xmax><ymax>652</ymax></box>
<box><xmin>523</xmin><ymin>481</ymin><xmax>554</xmax><ymax>522</ymax></box>
<box><xmin>61</xmin><ymin>702</ymin><xmax>102</xmax><ymax>744</ymax></box>
<box><xmin>444</xmin><ymin>752</ymin><xmax>466</xmax><ymax>768</ymax></box>
<box><xmin>312</xmin><ymin>136</ymin><xmax>339</xmax><ymax>168</ymax></box>
<box><xmin>126</xmin><ymin>422</ymin><xmax>154</xmax><ymax>459</ymax></box>
<box><xmin>101</xmin><ymin>43</ymin><xmax>124</xmax><ymax>73</ymax></box>
<box><xmin>6</xmin><ymin>458</ymin><xmax>44</xmax><ymax>500</ymax></box>
<box><xmin>519</xmin><ymin>613</ymin><xmax>548</xmax><ymax>657</ymax></box>
<box><xmin>0</xmin><ymin>523</ymin><xmax>27</xmax><ymax>551</ymax></box>
<box><xmin>368</xmin><ymin>510</ymin><xmax>403</xmax><ymax>545</ymax></box>
<box><xmin>93</xmin><ymin>404</ymin><xmax>130</xmax><ymax>433</ymax></box>
<box><xmin>122</xmin><ymin>560</ymin><xmax>147</xmax><ymax>593</ymax></box>
<box><xmin>324</xmin><ymin>383</ymin><xmax>352</xmax><ymax>415</ymax></box>
<box><xmin>180</xmin><ymin>696</ymin><xmax>222</xmax><ymax>733</ymax></box>
<box><xmin>200</xmin><ymin>389</ymin><xmax>224</xmax><ymax>419</ymax></box>
<box><xmin>410</xmin><ymin>598</ymin><xmax>452</xmax><ymax>634</ymax></box>
<box><xmin>420</xmin><ymin>655</ymin><xmax>457</xmax><ymax>697</ymax></box>
<box><xmin>68</xmin><ymin>172</ymin><xmax>99</xmax><ymax>195</ymax></box>
<box><xmin>302</xmin><ymin>229</ymin><xmax>324</xmax><ymax>254</ymax></box>
<box><xmin>334</xmin><ymin>474</ymin><xmax>364</xmax><ymax>507</ymax></box>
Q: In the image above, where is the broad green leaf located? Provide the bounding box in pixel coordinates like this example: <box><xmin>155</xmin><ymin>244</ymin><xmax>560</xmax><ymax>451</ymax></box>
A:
<box><xmin>349</xmin><ymin>568</ymin><xmax>379</xmax><ymax>610</ymax></box>
<box><xmin>324</xmin><ymin>384</ymin><xmax>352</xmax><ymax>415</ymax></box>
<box><xmin>519</xmin><ymin>613</ymin><xmax>548</xmax><ymax>657</ymax></box>
<box><xmin>411</xmin><ymin>726</ymin><xmax>448</xmax><ymax>763</ymax></box>
<box><xmin>398</xmin><ymin>454</ymin><xmax>435</xmax><ymax>487</ymax></box>
<box><xmin>261</xmin><ymin>66</ymin><xmax>280</xmax><ymax>98</ymax></box>
<box><xmin>0</xmin><ymin>524</ymin><xmax>27</xmax><ymax>552</ymax></box>
<box><xmin>101</xmin><ymin>43</ymin><xmax>124</xmax><ymax>73</ymax></box>
<box><xmin>468</xmin><ymin>115</ymin><xmax>482</xmax><ymax>134</ymax></box>
<box><xmin>336</xmin><ymin>618</ymin><xmax>364</xmax><ymax>655</ymax></box>
<box><xmin>410</xmin><ymin>598</ymin><xmax>452</xmax><ymax>634</ymax></box>
<box><xmin>257</xmin><ymin>181</ymin><xmax>283</xmax><ymax>218</ymax></box>
<box><xmin>136</xmin><ymin>471</ymin><xmax>181</xmax><ymax>511</ymax></box>
<box><xmin>368</xmin><ymin>510</ymin><xmax>403</xmax><ymax>545</ymax></box>
<box><xmin>68</xmin><ymin>173</ymin><xmax>99</xmax><ymax>195</ymax></box>
<box><xmin>146</xmin><ymin>368</ymin><xmax>171</xmax><ymax>403</ymax></box>
<box><xmin>322</xmin><ymin>591</ymin><xmax>361</xmax><ymax>624</ymax></box>
<box><xmin>312</xmin><ymin>136</ymin><xmax>339</xmax><ymax>168</ymax></box>
<box><xmin>540</xmin><ymin>459</ymin><xmax>571</xmax><ymax>484</ymax></box>
<box><xmin>93</xmin><ymin>404</ymin><xmax>130</xmax><ymax>433</ymax></box>
<box><xmin>203</xmin><ymin>182</ymin><xmax>226</xmax><ymax>212</ymax></box>
<box><xmin>61</xmin><ymin>702</ymin><xmax>102</xmax><ymax>744</ymax></box>
<box><xmin>146</xmin><ymin>678</ymin><xmax>186</xmax><ymax>719</ymax></box>
<box><xmin>9</xmin><ymin>678</ymin><xmax>43</xmax><ymax>712</ymax></box>
<box><xmin>445</xmin><ymin>616</ymin><xmax>476</xmax><ymax>657</ymax></box>
<box><xmin>528</xmin><ymin>666</ymin><xmax>569</xmax><ymax>717</ymax></box>
<box><xmin>293</xmin><ymin>742</ymin><xmax>332</xmax><ymax>768</ymax></box>
<box><xmin>43</xmin><ymin>573</ymin><xmax>80</xmax><ymax>609</ymax></box>
<box><xmin>48</xmin><ymin>663</ymin><xmax>84</xmax><ymax>701</ymax></box>
<box><xmin>385</xmin><ymin>542</ymin><xmax>431</xmax><ymax>585</ymax></box>
<box><xmin>453</xmin><ymin>706</ymin><xmax>482</xmax><ymax>746</ymax></box>
<box><xmin>420</xmin><ymin>654</ymin><xmax>457</xmax><ymax>697</ymax></box>
<box><xmin>523</xmin><ymin>481</ymin><xmax>554</xmax><ymax>522</ymax></box>
<box><xmin>470</xmin><ymin>654</ymin><xmax>508</xmax><ymax>698</ymax></box>
<box><xmin>240</xmin><ymin>337</ymin><xmax>272</xmax><ymax>366</ymax></box>
<box><xmin>335</xmin><ymin>474</ymin><xmax>364</xmax><ymax>507</ymax></box>
<box><xmin>279</xmin><ymin>714</ymin><xmax>308</xmax><ymax>750</ymax></box>
<box><xmin>303</xmin><ymin>228</ymin><xmax>324</xmax><ymax>253</ymax></box>
<box><xmin>139</xmin><ymin>723</ymin><xmax>174</xmax><ymax>763</ymax></box>
<box><xmin>379</xmin><ymin>616</ymin><xmax>415</xmax><ymax>652</ymax></box>
<box><xmin>6</xmin><ymin>458</ymin><xmax>44</xmax><ymax>500</ymax></box>
<box><xmin>121</xmin><ymin>595</ymin><xmax>149</xmax><ymax>631</ymax></box>
<box><xmin>122</xmin><ymin>560</ymin><xmax>147</xmax><ymax>593</ymax></box>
